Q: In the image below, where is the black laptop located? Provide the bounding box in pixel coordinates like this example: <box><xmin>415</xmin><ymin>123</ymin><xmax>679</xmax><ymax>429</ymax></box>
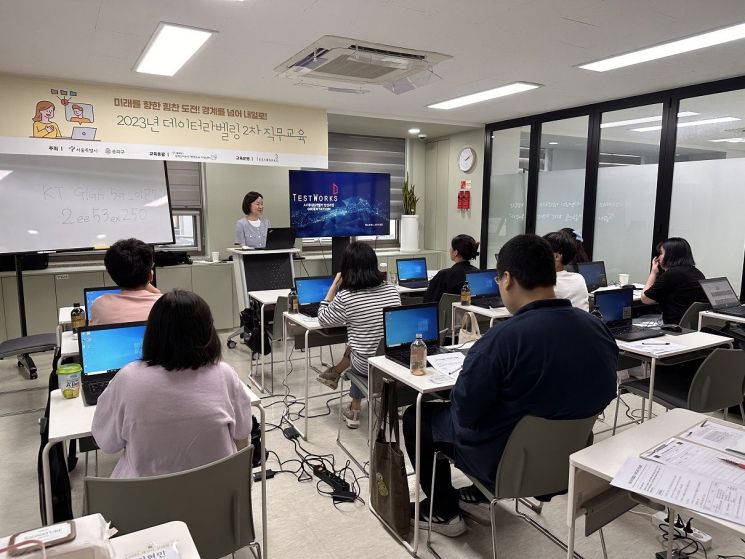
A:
<box><xmin>466</xmin><ymin>269</ymin><xmax>503</xmax><ymax>309</ymax></box>
<box><xmin>593</xmin><ymin>288</ymin><xmax>664</xmax><ymax>342</ymax></box>
<box><xmin>578</xmin><ymin>261</ymin><xmax>608</xmax><ymax>292</ymax></box>
<box><xmin>396</xmin><ymin>258</ymin><xmax>429</xmax><ymax>289</ymax></box>
<box><xmin>78</xmin><ymin>322</ymin><xmax>147</xmax><ymax>405</ymax></box>
<box><xmin>700</xmin><ymin>277</ymin><xmax>745</xmax><ymax>318</ymax></box>
<box><xmin>383</xmin><ymin>303</ymin><xmax>449</xmax><ymax>367</ymax></box>
<box><xmin>83</xmin><ymin>286</ymin><xmax>122</xmax><ymax>325</ymax></box>
<box><xmin>257</xmin><ymin>227</ymin><xmax>296</xmax><ymax>250</ymax></box>
<box><xmin>295</xmin><ymin>275</ymin><xmax>334</xmax><ymax>317</ymax></box>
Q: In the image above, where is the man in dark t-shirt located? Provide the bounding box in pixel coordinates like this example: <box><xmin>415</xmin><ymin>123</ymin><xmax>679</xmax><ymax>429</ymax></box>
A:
<box><xmin>403</xmin><ymin>234</ymin><xmax>619</xmax><ymax>537</ymax></box>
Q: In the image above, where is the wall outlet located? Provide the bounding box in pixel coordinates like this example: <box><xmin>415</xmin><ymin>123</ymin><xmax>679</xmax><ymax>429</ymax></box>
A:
<box><xmin>652</xmin><ymin>511</ymin><xmax>712</xmax><ymax>550</ymax></box>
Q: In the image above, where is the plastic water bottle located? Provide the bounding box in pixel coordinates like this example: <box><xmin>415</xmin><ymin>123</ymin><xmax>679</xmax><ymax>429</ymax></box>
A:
<box><xmin>461</xmin><ymin>281</ymin><xmax>471</xmax><ymax>306</ymax></box>
<box><xmin>410</xmin><ymin>333</ymin><xmax>427</xmax><ymax>376</ymax></box>
<box><xmin>288</xmin><ymin>289</ymin><xmax>299</xmax><ymax>314</ymax></box>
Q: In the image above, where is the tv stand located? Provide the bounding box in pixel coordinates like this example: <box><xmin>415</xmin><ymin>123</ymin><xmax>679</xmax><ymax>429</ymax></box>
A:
<box><xmin>331</xmin><ymin>237</ymin><xmax>350</xmax><ymax>275</ymax></box>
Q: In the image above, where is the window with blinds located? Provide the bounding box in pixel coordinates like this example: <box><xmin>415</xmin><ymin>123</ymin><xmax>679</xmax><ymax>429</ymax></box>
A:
<box><xmin>165</xmin><ymin>161</ymin><xmax>203</xmax><ymax>252</ymax></box>
<box><xmin>303</xmin><ymin>133</ymin><xmax>405</xmax><ymax>245</ymax></box>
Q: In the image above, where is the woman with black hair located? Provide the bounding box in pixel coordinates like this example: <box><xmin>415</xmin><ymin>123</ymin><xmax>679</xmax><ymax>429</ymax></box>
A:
<box><xmin>92</xmin><ymin>290</ymin><xmax>253</xmax><ymax>478</ymax></box>
<box><xmin>234</xmin><ymin>191</ymin><xmax>271</xmax><ymax>248</ymax></box>
<box><xmin>317</xmin><ymin>242</ymin><xmax>401</xmax><ymax>428</ymax></box>
<box><xmin>424</xmin><ymin>234</ymin><xmax>480</xmax><ymax>304</ymax></box>
<box><xmin>560</xmin><ymin>228</ymin><xmax>590</xmax><ymax>272</ymax></box>
<box><xmin>641</xmin><ymin>237</ymin><xmax>707</xmax><ymax>324</ymax></box>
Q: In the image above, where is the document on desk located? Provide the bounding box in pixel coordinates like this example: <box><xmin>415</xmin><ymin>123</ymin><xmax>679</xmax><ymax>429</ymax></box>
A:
<box><xmin>679</xmin><ymin>420</ymin><xmax>745</xmax><ymax>455</ymax></box>
<box><xmin>427</xmin><ymin>352</ymin><xmax>465</xmax><ymax>375</ymax></box>
<box><xmin>621</xmin><ymin>340</ymin><xmax>686</xmax><ymax>355</ymax></box>
<box><xmin>642</xmin><ymin>438</ymin><xmax>745</xmax><ymax>485</ymax></box>
<box><xmin>612</xmin><ymin>457</ymin><xmax>745</xmax><ymax>525</ymax></box>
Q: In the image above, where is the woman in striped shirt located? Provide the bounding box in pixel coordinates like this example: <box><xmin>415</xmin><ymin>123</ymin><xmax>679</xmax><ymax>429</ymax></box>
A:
<box><xmin>317</xmin><ymin>242</ymin><xmax>401</xmax><ymax>428</ymax></box>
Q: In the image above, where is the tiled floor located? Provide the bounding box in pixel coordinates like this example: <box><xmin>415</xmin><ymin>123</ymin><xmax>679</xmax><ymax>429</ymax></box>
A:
<box><xmin>1</xmin><ymin>334</ymin><xmax>744</xmax><ymax>558</ymax></box>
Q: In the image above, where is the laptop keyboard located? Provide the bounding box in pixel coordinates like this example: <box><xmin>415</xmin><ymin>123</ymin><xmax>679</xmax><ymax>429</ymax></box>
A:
<box><xmin>387</xmin><ymin>344</ymin><xmax>449</xmax><ymax>365</ymax></box>
<box><xmin>300</xmin><ymin>303</ymin><xmax>320</xmax><ymax>318</ymax></box>
<box><xmin>400</xmin><ymin>280</ymin><xmax>428</xmax><ymax>289</ymax></box>
<box><xmin>83</xmin><ymin>380</ymin><xmax>110</xmax><ymax>405</ymax></box>
<box><xmin>472</xmin><ymin>297</ymin><xmax>503</xmax><ymax>309</ymax></box>
<box><xmin>721</xmin><ymin>305</ymin><xmax>745</xmax><ymax>317</ymax></box>
<box><xmin>610</xmin><ymin>325</ymin><xmax>663</xmax><ymax>341</ymax></box>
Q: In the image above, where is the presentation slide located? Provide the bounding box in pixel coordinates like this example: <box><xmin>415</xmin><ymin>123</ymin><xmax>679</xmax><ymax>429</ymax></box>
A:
<box><xmin>289</xmin><ymin>170</ymin><xmax>390</xmax><ymax>238</ymax></box>
<box><xmin>80</xmin><ymin>324</ymin><xmax>146</xmax><ymax>375</ymax></box>
<box><xmin>385</xmin><ymin>307</ymin><xmax>439</xmax><ymax>347</ymax></box>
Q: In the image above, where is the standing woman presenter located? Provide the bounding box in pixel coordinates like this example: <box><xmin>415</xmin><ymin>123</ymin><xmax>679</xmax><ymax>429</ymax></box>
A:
<box><xmin>234</xmin><ymin>191</ymin><xmax>271</xmax><ymax>248</ymax></box>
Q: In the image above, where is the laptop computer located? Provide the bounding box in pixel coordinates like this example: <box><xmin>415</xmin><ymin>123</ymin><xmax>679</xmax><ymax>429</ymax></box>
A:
<box><xmin>83</xmin><ymin>286</ymin><xmax>122</xmax><ymax>325</ymax></box>
<box><xmin>700</xmin><ymin>277</ymin><xmax>745</xmax><ymax>318</ymax></box>
<box><xmin>396</xmin><ymin>258</ymin><xmax>429</xmax><ymax>289</ymax></box>
<box><xmin>593</xmin><ymin>288</ymin><xmax>664</xmax><ymax>342</ymax></box>
<box><xmin>78</xmin><ymin>321</ymin><xmax>147</xmax><ymax>406</ymax></box>
<box><xmin>578</xmin><ymin>261</ymin><xmax>608</xmax><ymax>292</ymax></box>
<box><xmin>383</xmin><ymin>303</ymin><xmax>448</xmax><ymax>367</ymax></box>
<box><xmin>255</xmin><ymin>227</ymin><xmax>296</xmax><ymax>250</ymax></box>
<box><xmin>466</xmin><ymin>269</ymin><xmax>503</xmax><ymax>309</ymax></box>
<box><xmin>295</xmin><ymin>275</ymin><xmax>334</xmax><ymax>317</ymax></box>
<box><xmin>71</xmin><ymin>126</ymin><xmax>97</xmax><ymax>140</ymax></box>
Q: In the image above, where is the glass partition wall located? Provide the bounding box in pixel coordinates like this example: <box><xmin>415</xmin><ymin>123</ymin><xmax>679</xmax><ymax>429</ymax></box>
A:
<box><xmin>481</xmin><ymin>75</ymin><xmax>745</xmax><ymax>299</ymax></box>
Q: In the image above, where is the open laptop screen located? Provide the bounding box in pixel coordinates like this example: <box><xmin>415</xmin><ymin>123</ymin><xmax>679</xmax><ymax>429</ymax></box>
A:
<box><xmin>397</xmin><ymin>258</ymin><xmax>427</xmax><ymax>281</ymax></box>
<box><xmin>295</xmin><ymin>276</ymin><xmax>334</xmax><ymax>305</ymax></box>
<box><xmin>700</xmin><ymin>277</ymin><xmax>740</xmax><ymax>309</ymax></box>
<box><xmin>593</xmin><ymin>289</ymin><xmax>632</xmax><ymax>325</ymax></box>
<box><xmin>84</xmin><ymin>287</ymin><xmax>122</xmax><ymax>322</ymax></box>
<box><xmin>384</xmin><ymin>304</ymin><xmax>439</xmax><ymax>348</ymax></box>
<box><xmin>467</xmin><ymin>270</ymin><xmax>498</xmax><ymax>297</ymax></box>
<box><xmin>79</xmin><ymin>322</ymin><xmax>146</xmax><ymax>376</ymax></box>
<box><xmin>578</xmin><ymin>261</ymin><xmax>608</xmax><ymax>291</ymax></box>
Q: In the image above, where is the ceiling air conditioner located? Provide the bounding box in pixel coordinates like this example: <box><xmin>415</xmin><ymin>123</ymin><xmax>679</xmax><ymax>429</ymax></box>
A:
<box><xmin>275</xmin><ymin>36</ymin><xmax>451</xmax><ymax>94</ymax></box>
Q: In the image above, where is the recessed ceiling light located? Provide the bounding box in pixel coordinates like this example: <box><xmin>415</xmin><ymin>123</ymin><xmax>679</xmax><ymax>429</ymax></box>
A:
<box><xmin>136</xmin><ymin>23</ymin><xmax>215</xmax><ymax>76</ymax></box>
<box><xmin>408</xmin><ymin>128</ymin><xmax>421</xmax><ymax>134</ymax></box>
<box><xmin>708</xmin><ymin>137</ymin><xmax>745</xmax><ymax>143</ymax></box>
<box><xmin>580</xmin><ymin>22</ymin><xmax>745</xmax><ymax>72</ymax></box>
<box><xmin>548</xmin><ymin>141</ymin><xmax>558</xmax><ymax>145</ymax></box>
<box><xmin>631</xmin><ymin>116</ymin><xmax>740</xmax><ymax>132</ymax></box>
<box><xmin>600</xmin><ymin>112</ymin><xmax>698</xmax><ymax>128</ymax></box>
<box><xmin>27</xmin><ymin>230</ymin><xmax>39</xmax><ymax>235</ymax></box>
<box><xmin>428</xmin><ymin>82</ymin><xmax>542</xmax><ymax>110</ymax></box>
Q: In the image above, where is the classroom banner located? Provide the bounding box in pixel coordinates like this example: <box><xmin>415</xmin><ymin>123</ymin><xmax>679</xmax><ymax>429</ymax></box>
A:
<box><xmin>0</xmin><ymin>73</ymin><xmax>328</xmax><ymax>167</ymax></box>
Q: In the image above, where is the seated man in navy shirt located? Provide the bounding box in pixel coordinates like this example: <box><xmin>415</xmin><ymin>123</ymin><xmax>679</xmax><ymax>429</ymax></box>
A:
<box><xmin>403</xmin><ymin>234</ymin><xmax>618</xmax><ymax>537</ymax></box>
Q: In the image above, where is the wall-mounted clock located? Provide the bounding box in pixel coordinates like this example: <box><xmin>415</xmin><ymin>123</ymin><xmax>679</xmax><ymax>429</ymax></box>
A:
<box><xmin>458</xmin><ymin>146</ymin><xmax>477</xmax><ymax>173</ymax></box>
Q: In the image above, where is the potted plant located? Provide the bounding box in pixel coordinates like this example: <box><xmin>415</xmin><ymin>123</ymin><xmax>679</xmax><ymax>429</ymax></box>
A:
<box><xmin>400</xmin><ymin>173</ymin><xmax>419</xmax><ymax>252</ymax></box>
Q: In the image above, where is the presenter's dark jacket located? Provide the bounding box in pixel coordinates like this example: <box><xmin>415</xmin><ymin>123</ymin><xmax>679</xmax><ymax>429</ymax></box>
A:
<box><xmin>431</xmin><ymin>298</ymin><xmax>618</xmax><ymax>485</ymax></box>
<box><xmin>423</xmin><ymin>261</ymin><xmax>479</xmax><ymax>304</ymax></box>
<box><xmin>644</xmin><ymin>265</ymin><xmax>707</xmax><ymax>325</ymax></box>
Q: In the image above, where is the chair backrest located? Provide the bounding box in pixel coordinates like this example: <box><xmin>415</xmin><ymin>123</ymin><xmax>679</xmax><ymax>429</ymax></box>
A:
<box><xmin>272</xmin><ymin>296</ymin><xmax>289</xmax><ymax>340</ymax></box>
<box><xmin>402</xmin><ymin>295</ymin><xmax>424</xmax><ymax>306</ymax></box>
<box><xmin>678</xmin><ymin>301</ymin><xmax>711</xmax><ymax>329</ymax></box>
<box><xmin>495</xmin><ymin>415</ymin><xmax>597</xmax><ymax>499</ymax></box>
<box><xmin>688</xmin><ymin>348</ymin><xmax>745</xmax><ymax>412</ymax></box>
<box><xmin>85</xmin><ymin>446</ymin><xmax>255</xmax><ymax>559</ymax></box>
<box><xmin>438</xmin><ymin>293</ymin><xmax>460</xmax><ymax>337</ymax></box>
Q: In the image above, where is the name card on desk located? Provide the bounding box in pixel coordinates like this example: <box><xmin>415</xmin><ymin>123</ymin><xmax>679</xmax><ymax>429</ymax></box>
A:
<box><xmin>126</xmin><ymin>542</ymin><xmax>181</xmax><ymax>559</ymax></box>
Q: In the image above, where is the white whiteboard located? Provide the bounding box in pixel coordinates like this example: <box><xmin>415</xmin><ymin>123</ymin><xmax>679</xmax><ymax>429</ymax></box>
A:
<box><xmin>0</xmin><ymin>154</ymin><xmax>174</xmax><ymax>253</ymax></box>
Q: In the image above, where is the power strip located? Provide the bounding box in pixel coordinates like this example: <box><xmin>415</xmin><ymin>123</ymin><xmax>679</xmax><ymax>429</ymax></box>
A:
<box><xmin>651</xmin><ymin>511</ymin><xmax>712</xmax><ymax>550</ymax></box>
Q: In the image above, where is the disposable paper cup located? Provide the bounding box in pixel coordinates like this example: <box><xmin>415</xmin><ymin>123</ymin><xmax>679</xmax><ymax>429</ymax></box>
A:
<box><xmin>211</xmin><ymin>251</ymin><xmax>220</xmax><ymax>263</ymax></box>
<box><xmin>619</xmin><ymin>273</ymin><xmax>630</xmax><ymax>285</ymax></box>
<box><xmin>57</xmin><ymin>363</ymin><xmax>82</xmax><ymax>399</ymax></box>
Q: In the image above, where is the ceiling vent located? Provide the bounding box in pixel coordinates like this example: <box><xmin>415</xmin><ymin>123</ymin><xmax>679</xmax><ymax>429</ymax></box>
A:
<box><xmin>275</xmin><ymin>36</ymin><xmax>451</xmax><ymax>94</ymax></box>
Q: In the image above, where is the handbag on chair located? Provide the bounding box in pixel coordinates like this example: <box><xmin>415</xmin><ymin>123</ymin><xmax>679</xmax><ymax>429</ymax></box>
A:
<box><xmin>370</xmin><ymin>381</ymin><xmax>410</xmax><ymax>539</ymax></box>
<box><xmin>458</xmin><ymin>311</ymin><xmax>482</xmax><ymax>345</ymax></box>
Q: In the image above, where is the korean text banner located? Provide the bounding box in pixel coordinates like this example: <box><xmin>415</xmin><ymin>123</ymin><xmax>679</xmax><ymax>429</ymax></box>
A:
<box><xmin>0</xmin><ymin>73</ymin><xmax>328</xmax><ymax>167</ymax></box>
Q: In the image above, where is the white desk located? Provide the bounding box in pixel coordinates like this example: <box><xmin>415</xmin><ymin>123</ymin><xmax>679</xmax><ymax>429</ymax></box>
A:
<box><xmin>58</xmin><ymin>306</ymin><xmax>83</xmax><ymax>326</ymax></box>
<box><xmin>699</xmin><ymin>309</ymin><xmax>745</xmax><ymax>330</ymax></box>
<box><xmin>367</xmin><ymin>355</ymin><xmax>457</xmax><ymax>556</ymax></box>
<box><xmin>616</xmin><ymin>331</ymin><xmax>733</xmax><ymax>420</ymax></box>
<box><xmin>566</xmin><ymin>409</ymin><xmax>745</xmax><ymax>558</ymax></box>
<box><xmin>60</xmin><ymin>330</ymin><xmax>79</xmax><ymax>358</ymax></box>
<box><xmin>247</xmin><ymin>288</ymin><xmax>290</xmax><ymax>394</ymax></box>
<box><xmin>451</xmin><ymin>301</ymin><xmax>511</xmax><ymax>335</ymax></box>
<box><xmin>396</xmin><ymin>284</ymin><xmax>427</xmax><ymax>294</ymax></box>
<box><xmin>41</xmin><ymin>387</ymin><xmax>269</xmax><ymax>557</ymax></box>
<box><xmin>282</xmin><ymin>311</ymin><xmax>345</xmax><ymax>440</ymax></box>
<box><xmin>111</xmin><ymin>521</ymin><xmax>200</xmax><ymax>558</ymax></box>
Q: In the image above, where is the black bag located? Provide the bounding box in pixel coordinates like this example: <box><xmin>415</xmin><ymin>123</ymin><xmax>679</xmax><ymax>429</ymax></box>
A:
<box><xmin>370</xmin><ymin>381</ymin><xmax>410</xmax><ymax>539</ymax></box>
<box><xmin>240</xmin><ymin>307</ymin><xmax>271</xmax><ymax>355</ymax></box>
<box><xmin>0</xmin><ymin>253</ymin><xmax>49</xmax><ymax>272</ymax></box>
<box><xmin>153</xmin><ymin>250</ymin><xmax>192</xmax><ymax>267</ymax></box>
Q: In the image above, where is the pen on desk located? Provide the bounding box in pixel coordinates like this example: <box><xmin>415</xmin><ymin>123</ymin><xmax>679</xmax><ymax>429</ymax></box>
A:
<box><xmin>641</xmin><ymin>342</ymin><xmax>671</xmax><ymax>346</ymax></box>
<box><xmin>726</xmin><ymin>447</ymin><xmax>745</xmax><ymax>457</ymax></box>
<box><xmin>701</xmin><ymin>419</ymin><xmax>708</xmax><ymax>427</ymax></box>
<box><xmin>719</xmin><ymin>457</ymin><xmax>745</xmax><ymax>470</ymax></box>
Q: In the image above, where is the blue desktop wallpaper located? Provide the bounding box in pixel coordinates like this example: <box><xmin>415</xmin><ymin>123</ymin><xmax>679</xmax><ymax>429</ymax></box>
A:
<box><xmin>467</xmin><ymin>270</ymin><xmax>499</xmax><ymax>297</ymax></box>
<box><xmin>296</xmin><ymin>277</ymin><xmax>334</xmax><ymax>305</ymax></box>
<box><xmin>397</xmin><ymin>258</ymin><xmax>427</xmax><ymax>281</ymax></box>
<box><xmin>84</xmin><ymin>288</ymin><xmax>122</xmax><ymax>321</ymax></box>
<box><xmin>385</xmin><ymin>306</ymin><xmax>439</xmax><ymax>347</ymax></box>
<box><xmin>80</xmin><ymin>324</ymin><xmax>146</xmax><ymax>375</ymax></box>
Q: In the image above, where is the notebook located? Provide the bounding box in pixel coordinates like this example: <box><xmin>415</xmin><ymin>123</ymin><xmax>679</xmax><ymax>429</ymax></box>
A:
<box><xmin>466</xmin><ymin>269</ymin><xmax>503</xmax><ymax>308</ymax></box>
<box><xmin>83</xmin><ymin>286</ymin><xmax>123</xmax><ymax>324</ymax></box>
<box><xmin>578</xmin><ymin>261</ymin><xmax>608</xmax><ymax>292</ymax></box>
<box><xmin>700</xmin><ymin>277</ymin><xmax>745</xmax><ymax>318</ymax></box>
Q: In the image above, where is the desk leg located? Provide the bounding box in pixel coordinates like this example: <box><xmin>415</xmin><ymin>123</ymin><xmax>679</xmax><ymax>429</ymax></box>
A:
<box><xmin>282</xmin><ymin>314</ymin><xmax>289</xmax><ymax>393</ymax></box>
<box><xmin>698</xmin><ymin>313</ymin><xmax>703</xmax><ymax>331</ymax></box>
<box><xmin>566</xmin><ymin>464</ymin><xmax>577</xmax><ymax>559</ymax></box>
<box><xmin>645</xmin><ymin>358</ymin><xmax>657</xmax><ymax>422</ymax></box>
<box><xmin>42</xmin><ymin>441</ymin><xmax>54</xmax><ymax>525</ymax></box>
<box><xmin>490</xmin><ymin>317</ymin><xmax>496</xmax><ymax>328</ymax></box>
<box><xmin>451</xmin><ymin>306</ymin><xmax>456</xmax><ymax>342</ymax></box>
<box><xmin>257</xmin><ymin>403</ymin><xmax>268</xmax><ymax>559</ymax></box>
<box><xmin>412</xmin><ymin>391</ymin><xmax>423</xmax><ymax>555</ymax></box>
<box><xmin>304</xmin><ymin>329</ymin><xmax>310</xmax><ymax>441</ymax></box>
<box><xmin>260</xmin><ymin>302</ymin><xmax>266</xmax><ymax>391</ymax></box>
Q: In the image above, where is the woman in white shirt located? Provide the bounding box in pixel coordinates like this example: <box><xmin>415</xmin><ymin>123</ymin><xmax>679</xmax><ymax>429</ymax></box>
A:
<box><xmin>544</xmin><ymin>232</ymin><xmax>589</xmax><ymax>311</ymax></box>
<box><xmin>234</xmin><ymin>191</ymin><xmax>271</xmax><ymax>248</ymax></box>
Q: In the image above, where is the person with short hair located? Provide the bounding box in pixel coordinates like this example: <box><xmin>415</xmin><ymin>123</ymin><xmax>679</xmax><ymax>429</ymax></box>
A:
<box><xmin>92</xmin><ymin>290</ymin><xmax>253</xmax><ymax>478</ymax></box>
<box><xmin>543</xmin><ymin>231</ymin><xmax>589</xmax><ymax>310</ymax></box>
<box><xmin>234</xmin><ymin>191</ymin><xmax>271</xmax><ymax>248</ymax></box>
<box><xmin>69</xmin><ymin>104</ymin><xmax>92</xmax><ymax>124</ymax></box>
<box><xmin>641</xmin><ymin>237</ymin><xmax>707</xmax><ymax>324</ymax></box>
<box><xmin>403</xmin><ymin>234</ymin><xmax>618</xmax><ymax>536</ymax></box>
<box><xmin>89</xmin><ymin>238</ymin><xmax>161</xmax><ymax>325</ymax></box>
<box><xmin>423</xmin><ymin>234</ymin><xmax>480</xmax><ymax>304</ymax></box>
<box><xmin>316</xmin><ymin>242</ymin><xmax>401</xmax><ymax>429</ymax></box>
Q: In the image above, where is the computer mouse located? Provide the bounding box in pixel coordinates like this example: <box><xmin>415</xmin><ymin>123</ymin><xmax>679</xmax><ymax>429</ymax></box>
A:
<box><xmin>660</xmin><ymin>325</ymin><xmax>682</xmax><ymax>333</ymax></box>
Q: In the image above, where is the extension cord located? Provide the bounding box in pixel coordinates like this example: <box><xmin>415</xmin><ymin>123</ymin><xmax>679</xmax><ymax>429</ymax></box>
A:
<box><xmin>312</xmin><ymin>464</ymin><xmax>350</xmax><ymax>492</ymax></box>
<box><xmin>651</xmin><ymin>511</ymin><xmax>712</xmax><ymax>550</ymax></box>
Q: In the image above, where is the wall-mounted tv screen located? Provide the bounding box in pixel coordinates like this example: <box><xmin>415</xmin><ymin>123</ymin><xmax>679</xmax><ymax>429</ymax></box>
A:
<box><xmin>289</xmin><ymin>170</ymin><xmax>390</xmax><ymax>238</ymax></box>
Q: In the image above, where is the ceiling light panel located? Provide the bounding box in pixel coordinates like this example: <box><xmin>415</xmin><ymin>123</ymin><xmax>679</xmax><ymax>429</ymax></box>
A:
<box><xmin>600</xmin><ymin>112</ymin><xmax>698</xmax><ymax>128</ymax></box>
<box><xmin>428</xmin><ymin>82</ymin><xmax>542</xmax><ymax>110</ymax></box>
<box><xmin>631</xmin><ymin>116</ymin><xmax>740</xmax><ymax>132</ymax></box>
<box><xmin>136</xmin><ymin>23</ymin><xmax>214</xmax><ymax>76</ymax></box>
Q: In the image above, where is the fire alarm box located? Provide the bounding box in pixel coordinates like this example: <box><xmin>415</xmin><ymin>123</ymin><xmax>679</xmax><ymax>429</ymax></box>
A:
<box><xmin>457</xmin><ymin>190</ymin><xmax>471</xmax><ymax>210</ymax></box>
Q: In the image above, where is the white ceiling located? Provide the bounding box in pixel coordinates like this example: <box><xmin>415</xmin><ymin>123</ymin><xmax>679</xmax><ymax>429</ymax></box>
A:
<box><xmin>3</xmin><ymin>0</ymin><xmax>745</xmax><ymax>129</ymax></box>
